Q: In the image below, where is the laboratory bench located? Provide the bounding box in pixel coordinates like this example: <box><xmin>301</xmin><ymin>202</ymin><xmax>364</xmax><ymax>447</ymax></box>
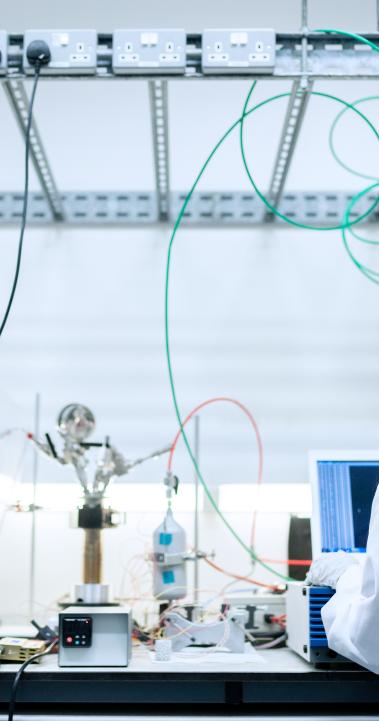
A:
<box><xmin>0</xmin><ymin>647</ymin><xmax>379</xmax><ymax>718</ymax></box>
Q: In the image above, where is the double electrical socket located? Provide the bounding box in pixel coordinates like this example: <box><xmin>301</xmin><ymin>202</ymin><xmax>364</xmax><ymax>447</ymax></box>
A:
<box><xmin>23</xmin><ymin>30</ymin><xmax>97</xmax><ymax>74</ymax></box>
<box><xmin>202</xmin><ymin>29</ymin><xmax>276</xmax><ymax>73</ymax></box>
<box><xmin>113</xmin><ymin>29</ymin><xmax>186</xmax><ymax>74</ymax></box>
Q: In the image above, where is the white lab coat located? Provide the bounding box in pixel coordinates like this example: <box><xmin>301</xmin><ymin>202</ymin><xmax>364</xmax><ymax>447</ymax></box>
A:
<box><xmin>321</xmin><ymin>484</ymin><xmax>379</xmax><ymax>673</ymax></box>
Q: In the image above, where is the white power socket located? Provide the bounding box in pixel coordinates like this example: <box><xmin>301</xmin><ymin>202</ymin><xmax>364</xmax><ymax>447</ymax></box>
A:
<box><xmin>202</xmin><ymin>29</ymin><xmax>276</xmax><ymax>74</ymax></box>
<box><xmin>23</xmin><ymin>30</ymin><xmax>97</xmax><ymax>74</ymax></box>
<box><xmin>113</xmin><ymin>29</ymin><xmax>186</xmax><ymax>74</ymax></box>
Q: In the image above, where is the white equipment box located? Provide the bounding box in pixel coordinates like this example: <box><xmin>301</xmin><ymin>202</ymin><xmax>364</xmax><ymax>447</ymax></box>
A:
<box><xmin>59</xmin><ymin>606</ymin><xmax>132</xmax><ymax>667</ymax></box>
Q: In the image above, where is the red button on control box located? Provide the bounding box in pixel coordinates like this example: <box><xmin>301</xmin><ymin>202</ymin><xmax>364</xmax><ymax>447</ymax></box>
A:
<box><xmin>66</xmin><ymin>636</ymin><xmax>73</xmax><ymax>643</ymax></box>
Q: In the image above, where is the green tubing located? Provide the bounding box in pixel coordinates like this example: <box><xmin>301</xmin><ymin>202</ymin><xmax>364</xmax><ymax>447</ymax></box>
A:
<box><xmin>164</xmin><ymin>82</ymin><xmax>295</xmax><ymax>583</ymax></box>
<box><xmin>329</xmin><ymin>95</ymin><xmax>379</xmax><ymax>247</ymax></box>
<box><xmin>314</xmin><ymin>28</ymin><xmax>379</xmax><ymax>54</ymax></box>
<box><xmin>342</xmin><ymin>183</ymin><xmax>379</xmax><ymax>284</ymax></box>
<box><xmin>239</xmin><ymin>88</ymin><xmax>379</xmax><ymax>230</ymax></box>
<box><xmin>318</xmin><ymin>27</ymin><xmax>379</xmax><ymax>273</ymax></box>
<box><xmin>329</xmin><ymin>96</ymin><xmax>379</xmax><ymax>183</ymax></box>
<box><xmin>164</xmin><ymin>28</ymin><xmax>379</xmax><ymax>581</ymax></box>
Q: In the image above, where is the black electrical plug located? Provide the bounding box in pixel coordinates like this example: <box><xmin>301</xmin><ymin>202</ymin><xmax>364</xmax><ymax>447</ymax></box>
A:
<box><xmin>31</xmin><ymin>620</ymin><xmax>58</xmax><ymax>642</ymax></box>
<box><xmin>26</xmin><ymin>40</ymin><xmax>51</xmax><ymax>68</ymax></box>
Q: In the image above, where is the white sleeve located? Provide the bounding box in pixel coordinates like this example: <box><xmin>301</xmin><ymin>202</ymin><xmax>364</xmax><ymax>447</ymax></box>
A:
<box><xmin>321</xmin><ymin>486</ymin><xmax>379</xmax><ymax>673</ymax></box>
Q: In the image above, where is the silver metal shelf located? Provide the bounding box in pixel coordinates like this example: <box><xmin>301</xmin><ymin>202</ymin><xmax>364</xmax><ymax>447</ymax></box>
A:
<box><xmin>0</xmin><ymin>191</ymin><xmax>377</xmax><ymax>226</ymax></box>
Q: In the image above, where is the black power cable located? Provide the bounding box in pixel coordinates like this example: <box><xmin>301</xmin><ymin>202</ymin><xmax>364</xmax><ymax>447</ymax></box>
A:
<box><xmin>0</xmin><ymin>41</ymin><xmax>50</xmax><ymax>339</ymax></box>
<box><xmin>0</xmin><ymin>69</ymin><xmax>40</xmax><ymax>338</ymax></box>
<box><xmin>7</xmin><ymin>638</ymin><xmax>58</xmax><ymax>721</ymax></box>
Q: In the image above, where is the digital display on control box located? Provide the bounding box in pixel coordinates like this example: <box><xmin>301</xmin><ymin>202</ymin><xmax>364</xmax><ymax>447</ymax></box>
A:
<box><xmin>61</xmin><ymin>616</ymin><xmax>92</xmax><ymax>648</ymax></box>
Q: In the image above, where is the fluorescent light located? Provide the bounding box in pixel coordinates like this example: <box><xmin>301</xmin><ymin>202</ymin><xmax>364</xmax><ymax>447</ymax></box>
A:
<box><xmin>0</xmin><ymin>473</ymin><xmax>18</xmax><ymax>504</ymax></box>
<box><xmin>218</xmin><ymin>483</ymin><xmax>311</xmax><ymax>514</ymax></box>
<box><xmin>4</xmin><ymin>482</ymin><xmax>203</xmax><ymax>513</ymax></box>
<box><xmin>1</xmin><ymin>480</ymin><xmax>310</xmax><ymax>514</ymax></box>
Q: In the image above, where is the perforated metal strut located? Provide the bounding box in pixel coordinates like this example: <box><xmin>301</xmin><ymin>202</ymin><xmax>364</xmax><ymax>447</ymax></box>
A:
<box><xmin>3</xmin><ymin>78</ymin><xmax>64</xmax><ymax>221</ymax></box>
<box><xmin>264</xmin><ymin>80</ymin><xmax>313</xmax><ymax>222</ymax></box>
<box><xmin>149</xmin><ymin>80</ymin><xmax>170</xmax><ymax>221</ymax></box>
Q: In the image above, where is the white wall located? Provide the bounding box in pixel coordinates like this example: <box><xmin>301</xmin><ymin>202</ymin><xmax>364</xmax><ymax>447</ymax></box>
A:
<box><xmin>0</xmin><ymin>0</ymin><xmax>377</xmax><ymax>33</ymax></box>
<box><xmin>1</xmin><ymin>223</ymin><xmax>379</xmax><ymax>486</ymax></box>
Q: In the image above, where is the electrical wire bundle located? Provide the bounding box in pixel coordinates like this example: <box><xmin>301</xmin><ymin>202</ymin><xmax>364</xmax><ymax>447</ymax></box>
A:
<box><xmin>164</xmin><ymin>28</ymin><xmax>379</xmax><ymax>584</ymax></box>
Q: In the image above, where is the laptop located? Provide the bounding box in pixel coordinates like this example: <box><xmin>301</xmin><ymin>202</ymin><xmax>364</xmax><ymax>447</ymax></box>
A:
<box><xmin>309</xmin><ymin>450</ymin><xmax>379</xmax><ymax>559</ymax></box>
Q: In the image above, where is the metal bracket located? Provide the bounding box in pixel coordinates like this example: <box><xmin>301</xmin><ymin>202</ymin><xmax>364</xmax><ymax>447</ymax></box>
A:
<box><xmin>3</xmin><ymin>78</ymin><xmax>64</xmax><ymax>221</ymax></box>
<box><xmin>264</xmin><ymin>79</ymin><xmax>313</xmax><ymax>221</ymax></box>
<box><xmin>149</xmin><ymin>80</ymin><xmax>170</xmax><ymax>222</ymax></box>
<box><xmin>265</xmin><ymin>1</ymin><xmax>312</xmax><ymax>222</ymax></box>
<box><xmin>151</xmin><ymin>551</ymin><xmax>186</xmax><ymax>566</ymax></box>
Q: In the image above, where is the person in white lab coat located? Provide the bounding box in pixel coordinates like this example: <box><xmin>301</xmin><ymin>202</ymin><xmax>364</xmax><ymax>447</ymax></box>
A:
<box><xmin>306</xmin><ymin>484</ymin><xmax>379</xmax><ymax>673</ymax></box>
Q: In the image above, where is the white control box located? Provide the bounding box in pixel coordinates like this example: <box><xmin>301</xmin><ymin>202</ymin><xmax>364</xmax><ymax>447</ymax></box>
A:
<box><xmin>113</xmin><ymin>29</ymin><xmax>186</xmax><ymax>74</ymax></box>
<box><xmin>202</xmin><ymin>29</ymin><xmax>275</xmax><ymax>74</ymax></box>
<box><xmin>0</xmin><ymin>32</ymin><xmax>7</xmax><ymax>75</ymax></box>
<box><xmin>23</xmin><ymin>30</ymin><xmax>97</xmax><ymax>74</ymax></box>
<box><xmin>59</xmin><ymin>606</ymin><xmax>132</xmax><ymax>667</ymax></box>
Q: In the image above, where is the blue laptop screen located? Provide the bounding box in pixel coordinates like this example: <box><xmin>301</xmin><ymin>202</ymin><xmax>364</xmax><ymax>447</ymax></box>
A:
<box><xmin>317</xmin><ymin>461</ymin><xmax>379</xmax><ymax>552</ymax></box>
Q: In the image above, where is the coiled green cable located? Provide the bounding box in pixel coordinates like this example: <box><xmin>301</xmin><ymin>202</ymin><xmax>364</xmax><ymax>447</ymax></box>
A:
<box><xmin>328</xmin><ymin>95</ymin><xmax>379</xmax><ymax>255</ymax></box>
<box><xmin>164</xmin><ymin>29</ymin><xmax>379</xmax><ymax>582</ymax></box>
<box><xmin>317</xmin><ymin>29</ymin><xmax>379</xmax><ymax>275</ymax></box>
<box><xmin>164</xmin><ymin>82</ymin><xmax>293</xmax><ymax>582</ymax></box>
<box><xmin>342</xmin><ymin>183</ymin><xmax>379</xmax><ymax>284</ymax></box>
<box><xmin>239</xmin><ymin>87</ymin><xmax>379</xmax><ymax>230</ymax></box>
<box><xmin>329</xmin><ymin>96</ymin><xmax>379</xmax><ymax>182</ymax></box>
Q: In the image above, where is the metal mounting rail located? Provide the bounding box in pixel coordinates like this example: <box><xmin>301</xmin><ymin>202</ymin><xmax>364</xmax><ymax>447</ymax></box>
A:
<box><xmin>149</xmin><ymin>80</ymin><xmax>170</xmax><ymax>222</ymax></box>
<box><xmin>0</xmin><ymin>191</ymin><xmax>377</xmax><ymax>226</ymax></box>
<box><xmin>1</xmin><ymin>32</ymin><xmax>379</xmax><ymax>79</ymax></box>
<box><xmin>264</xmin><ymin>80</ymin><xmax>313</xmax><ymax>222</ymax></box>
<box><xmin>3</xmin><ymin>78</ymin><xmax>64</xmax><ymax>221</ymax></box>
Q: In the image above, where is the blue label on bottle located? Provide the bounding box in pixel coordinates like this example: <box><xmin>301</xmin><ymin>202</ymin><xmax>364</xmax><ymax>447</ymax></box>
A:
<box><xmin>162</xmin><ymin>570</ymin><xmax>175</xmax><ymax>584</ymax></box>
<box><xmin>159</xmin><ymin>532</ymin><xmax>173</xmax><ymax>546</ymax></box>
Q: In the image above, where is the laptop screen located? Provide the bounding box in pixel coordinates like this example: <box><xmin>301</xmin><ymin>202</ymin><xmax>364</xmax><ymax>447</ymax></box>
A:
<box><xmin>317</xmin><ymin>460</ymin><xmax>379</xmax><ymax>553</ymax></box>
